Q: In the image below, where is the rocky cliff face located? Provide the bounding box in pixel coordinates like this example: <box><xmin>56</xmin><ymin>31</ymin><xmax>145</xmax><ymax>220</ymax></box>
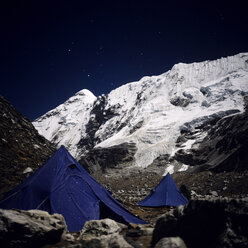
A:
<box><xmin>33</xmin><ymin>53</ymin><xmax>248</xmax><ymax>173</ymax></box>
<box><xmin>168</xmin><ymin>94</ymin><xmax>248</xmax><ymax>173</ymax></box>
<box><xmin>0</xmin><ymin>95</ymin><xmax>55</xmax><ymax>198</ymax></box>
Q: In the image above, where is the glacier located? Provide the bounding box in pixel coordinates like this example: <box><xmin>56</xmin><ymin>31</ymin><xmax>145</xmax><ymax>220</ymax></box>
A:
<box><xmin>33</xmin><ymin>53</ymin><xmax>248</xmax><ymax>172</ymax></box>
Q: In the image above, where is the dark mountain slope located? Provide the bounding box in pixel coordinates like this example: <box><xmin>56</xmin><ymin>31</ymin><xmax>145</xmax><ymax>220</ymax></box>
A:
<box><xmin>0</xmin><ymin>95</ymin><xmax>55</xmax><ymax>198</ymax></box>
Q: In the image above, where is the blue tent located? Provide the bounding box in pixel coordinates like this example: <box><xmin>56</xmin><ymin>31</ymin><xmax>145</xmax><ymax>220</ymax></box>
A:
<box><xmin>0</xmin><ymin>146</ymin><xmax>146</xmax><ymax>232</ymax></box>
<box><xmin>138</xmin><ymin>173</ymin><xmax>188</xmax><ymax>207</ymax></box>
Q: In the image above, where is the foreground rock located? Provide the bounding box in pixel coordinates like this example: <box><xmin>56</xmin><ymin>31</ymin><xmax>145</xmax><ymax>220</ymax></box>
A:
<box><xmin>79</xmin><ymin>218</ymin><xmax>126</xmax><ymax>237</ymax></box>
<box><xmin>154</xmin><ymin>237</ymin><xmax>187</xmax><ymax>248</ymax></box>
<box><xmin>152</xmin><ymin>197</ymin><xmax>248</xmax><ymax>248</ymax></box>
<box><xmin>0</xmin><ymin>209</ymin><xmax>66</xmax><ymax>248</ymax></box>
<box><xmin>78</xmin><ymin>218</ymin><xmax>132</xmax><ymax>248</ymax></box>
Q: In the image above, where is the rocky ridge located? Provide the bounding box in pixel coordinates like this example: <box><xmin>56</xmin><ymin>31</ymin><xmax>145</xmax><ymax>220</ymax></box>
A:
<box><xmin>0</xmin><ymin>95</ymin><xmax>55</xmax><ymax>198</ymax></box>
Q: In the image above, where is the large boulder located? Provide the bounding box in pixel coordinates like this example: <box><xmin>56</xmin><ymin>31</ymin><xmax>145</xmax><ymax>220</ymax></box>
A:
<box><xmin>78</xmin><ymin>218</ymin><xmax>132</xmax><ymax>248</ymax></box>
<box><xmin>79</xmin><ymin>218</ymin><xmax>126</xmax><ymax>237</ymax></box>
<box><xmin>80</xmin><ymin>233</ymin><xmax>133</xmax><ymax>248</ymax></box>
<box><xmin>152</xmin><ymin>197</ymin><xmax>248</xmax><ymax>248</ymax></box>
<box><xmin>154</xmin><ymin>237</ymin><xmax>187</xmax><ymax>248</ymax></box>
<box><xmin>0</xmin><ymin>209</ymin><xmax>66</xmax><ymax>248</ymax></box>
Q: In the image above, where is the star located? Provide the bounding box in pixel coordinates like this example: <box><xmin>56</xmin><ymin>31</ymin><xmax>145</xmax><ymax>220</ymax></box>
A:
<box><xmin>96</xmin><ymin>46</ymin><xmax>104</xmax><ymax>56</ymax></box>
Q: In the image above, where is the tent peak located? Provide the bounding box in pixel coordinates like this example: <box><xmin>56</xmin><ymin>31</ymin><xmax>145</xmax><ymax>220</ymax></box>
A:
<box><xmin>138</xmin><ymin>173</ymin><xmax>188</xmax><ymax>207</ymax></box>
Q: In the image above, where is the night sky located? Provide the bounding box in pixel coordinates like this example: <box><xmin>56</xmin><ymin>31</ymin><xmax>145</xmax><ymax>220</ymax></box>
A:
<box><xmin>1</xmin><ymin>1</ymin><xmax>248</xmax><ymax>121</ymax></box>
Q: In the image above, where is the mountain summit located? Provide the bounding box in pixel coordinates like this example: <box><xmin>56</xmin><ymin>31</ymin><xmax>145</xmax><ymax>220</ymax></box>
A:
<box><xmin>33</xmin><ymin>53</ymin><xmax>248</xmax><ymax>173</ymax></box>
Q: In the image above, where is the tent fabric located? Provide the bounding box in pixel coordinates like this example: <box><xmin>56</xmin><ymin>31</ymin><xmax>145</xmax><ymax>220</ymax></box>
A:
<box><xmin>138</xmin><ymin>173</ymin><xmax>188</xmax><ymax>207</ymax></box>
<box><xmin>0</xmin><ymin>146</ymin><xmax>146</xmax><ymax>232</ymax></box>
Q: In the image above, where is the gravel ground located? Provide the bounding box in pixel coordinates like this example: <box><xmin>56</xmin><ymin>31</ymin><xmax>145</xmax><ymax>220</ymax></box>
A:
<box><xmin>94</xmin><ymin>168</ymin><xmax>248</xmax><ymax>225</ymax></box>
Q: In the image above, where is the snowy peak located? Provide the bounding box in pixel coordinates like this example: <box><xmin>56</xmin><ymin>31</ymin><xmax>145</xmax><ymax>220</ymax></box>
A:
<box><xmin>59</xmin><ymin>88</ymin><xmax>96</xmax><ymax>107</ymax></box>
<box><xmin>33</xmin><ymin>89</ymin><xmax>96</xmax><ymax>156</ymax></box>
<box><xmin>33</xmin><ymin>53</ymin><xmax>248</xmax><ymax>173</ymax></box>
<box><xmin>71</xmin><ymin>89</ymin><xmax>96</xmax><ymax>101</ymax></box>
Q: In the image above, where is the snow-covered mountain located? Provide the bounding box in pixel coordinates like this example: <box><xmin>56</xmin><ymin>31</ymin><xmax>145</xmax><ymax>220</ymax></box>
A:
<box><xmin>33</xmin><ymin>89</ymin><xmax>96</xmax><ymax>156</ymax></box>
<box><xmin>33</xmin><ymin>53</ymin><xmax>248</xmax><ymax>173</ymax></box>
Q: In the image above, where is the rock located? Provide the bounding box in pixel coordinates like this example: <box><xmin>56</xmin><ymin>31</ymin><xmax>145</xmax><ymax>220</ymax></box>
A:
<box><xmin>0</xmin><ymin>209</ymin><xmax>66</xmax><ymax>248</ymax></box>
<box><xmin>126</xmin><ymin>225</ymin><xmax>154</xmax><ymax>237</ymax></box>
<box><xmin>209</xmin><ymin>190</ymin><xmax>218</xmax><ymax>197</ymax></box>
<box><xmin>60</xmin><ymin>245</ymin><xmax>83</xmax><ymax>248</ymax></box>
<box><xmin>170</xmin><ymin>96</ymin><xmax>191</xmax><ymax>107</ymax></box>
<box><xmin>190</xmin><ymin>190</ymin><xmax>197</xmax><ymax>196</ymax></box>
<box><xmin>201</xmin><ymin>100</ymin><xmax>211</xmax><ymax>108</ymax></box>
<box><xmin>79</xmin><ymin>218</ymin><xmax>127</xmax><ymax>238</ymax></box>
<box><xmin>154</xmin><ymin>237</ymin><xmax>187</xmax><ymax>248</ymax></box>
<box><xmin>62</xmin><ymin>233</ymin><xmax>76</xmax><ymax>243</ymax></box>
<box><xmin>152</xmin><ymin>197</ymin><xmax>248</xmax><ymax>248</ymax></box>
<box><xmin>23</xmin><ymin>167</ymin><xmax>33</xmax><ymax>174</ymax></box>
<box><xmin>80</xmin><ymin>233</ymin><xmax>133</xmax><ymax>248</ymax></box>
<box><xmin>78</xmin><ymin>219</ymin><xmax>132</xmax><ymax>248</ymax></box>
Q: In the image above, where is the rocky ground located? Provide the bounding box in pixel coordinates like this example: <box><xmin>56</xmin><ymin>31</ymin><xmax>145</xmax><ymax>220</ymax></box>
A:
<box><xmin>1</xmin><ymin>160</ymin><xmax>247</xmax><ymax>248</ymax></box>
<box><xmin>93</xmin><ymin>168</ymin><xmax>248</xmax><ymax>225</ymax></box>
<box><xmin>2</xmin><ymin>197</ymin><xmax>248</xmax><ymax>248</ymax></box>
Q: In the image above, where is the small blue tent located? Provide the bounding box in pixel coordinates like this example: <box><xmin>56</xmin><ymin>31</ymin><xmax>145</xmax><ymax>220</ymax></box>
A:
<box><xmin>0</xmin><ymin>146</ymin><xmax>146</xmax><ymax>231</ymax></box>
<box><xmin>138</xmin><ymin>173</ymin><xmax>188</xmax><ymax>207</ymax></box>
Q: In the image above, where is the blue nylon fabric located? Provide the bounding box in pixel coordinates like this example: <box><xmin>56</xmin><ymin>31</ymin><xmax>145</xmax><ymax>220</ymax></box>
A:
<box><xmin>138</xmin><ymin>173</ymin><xmax>188</xmax><ymax>207</ymax></box>
<box><xmin>0</xmin><ymin>146</ymin><xmax>146</xmax><ymax>231</ymax></box>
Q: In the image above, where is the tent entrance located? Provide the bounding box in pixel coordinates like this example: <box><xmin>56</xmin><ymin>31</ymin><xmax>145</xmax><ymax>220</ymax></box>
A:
<box><xmin>99</xmin><ymin>201</ymin><xmax>126</xmax><ymax>225</ymax></box>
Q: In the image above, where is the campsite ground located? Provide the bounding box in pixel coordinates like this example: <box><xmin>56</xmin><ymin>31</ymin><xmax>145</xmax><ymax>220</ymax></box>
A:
<box><xmin>4</xmin><ymin>167</ymin><xmax>247</xmax><ymax>248</ymax></box>
<box><xmin>94</xmin><ymin>168</ymin><xmax>248</xmax><ymax>224</ymax></box>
